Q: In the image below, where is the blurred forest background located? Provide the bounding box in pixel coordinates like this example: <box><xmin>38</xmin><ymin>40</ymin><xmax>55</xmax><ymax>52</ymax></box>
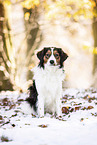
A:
<box><xmin>0</xmin><ymin>0</ymin><xmax>97</xmax><ymax>91</ymax></box>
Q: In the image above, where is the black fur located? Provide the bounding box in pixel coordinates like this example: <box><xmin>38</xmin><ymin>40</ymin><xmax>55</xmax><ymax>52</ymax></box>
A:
<box><xmin>26</xmin><ymin>80</ymin><xmax>38</xmax><ymax>111</ymax></box>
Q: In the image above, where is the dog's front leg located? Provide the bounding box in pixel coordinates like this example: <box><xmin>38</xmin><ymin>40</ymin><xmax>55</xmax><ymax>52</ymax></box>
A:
<box><xmin>56</xmin><ymin>93</ymin><xmax>62</xmax><ymax>117</ymax></box>
<box><xmin>38</xmin><ymin>95</ymin><xmax>44</xmax><ymax>117</ymax></box>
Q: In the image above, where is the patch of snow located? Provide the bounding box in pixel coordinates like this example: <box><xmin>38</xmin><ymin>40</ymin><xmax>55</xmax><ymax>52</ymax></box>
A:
<box><xmin>0</xmin><ymin>88</ymin><xmax>97</xmax><ymax>145</ymax></box>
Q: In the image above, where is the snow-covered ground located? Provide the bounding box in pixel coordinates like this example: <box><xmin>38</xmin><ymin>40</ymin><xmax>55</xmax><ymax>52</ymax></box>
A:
<box><xmin>0</xmin><ymin>88</ymin><xmax>97</xmax><ymax>145</ymax></box>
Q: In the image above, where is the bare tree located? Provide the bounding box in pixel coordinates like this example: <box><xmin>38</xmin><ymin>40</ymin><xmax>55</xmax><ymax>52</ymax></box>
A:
<box><xmin>92</xmin><ymin>0</ymin><xmax>97</xmax><ymax>87</ymax></box>
<box><xmin>0</xmin><ymin>3</ymin><xmax>13</xmax><ymax>90</ymax></box>
<box><xmin>0</xmin><ymin>1</ymin><xmax>42</xmax><ymax>91</ymax></box>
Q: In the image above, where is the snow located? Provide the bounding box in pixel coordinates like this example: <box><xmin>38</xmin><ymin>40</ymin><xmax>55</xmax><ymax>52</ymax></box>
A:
<box><xmin>0</xmin><ymin>88</ymin><xmax>97</xmax><ymax>145</ymax></box>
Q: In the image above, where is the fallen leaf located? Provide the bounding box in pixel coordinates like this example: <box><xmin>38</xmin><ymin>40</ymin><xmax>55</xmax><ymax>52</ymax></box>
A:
<box><xmin>91</xmin><ymin>113</ymin><xmax>97</xmax><ymax>116</ymax></box>
<box><xmin>81</xmin><ymin>107</ymin><xmax>87</xmax><ymax>110</ymax></box>
<box><xmin>62</xmin><ymin>107</ymin><xmax>69</xmax><ymax>114</ymax></box>
<box><xmin>87</xmin><ymin>106</ymin><xmax>94</xmax><ymax>110</ymax></box>
<box><xmin>74</xmin><ymin>106</ymin><xmax>81</xmax><ymax>111</ymax></box>
<box><xmin>0</xmin><ymin>136</ymin><xmax>12</xmax><ymax>142</ymax></box>
<box><xmin>0</xmin><ymin>115</ymin><xmax>3</xmax><ymax>120</ymax></box>
<box><xmin>80</xmin><ymin>118</ymin><xmax>84</xmax><ymax>122</ymax></box>
<box><xmin>38</xmin><ymin>124</ymin><xmax>48</xmax><ymax>128</ymax></box>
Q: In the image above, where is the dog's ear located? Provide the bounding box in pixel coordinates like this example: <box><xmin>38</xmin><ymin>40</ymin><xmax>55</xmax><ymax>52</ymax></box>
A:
<box><xmin>58</xmin><ymin>48</ymin><xmax>68</xmax><ymax>62</ymax></box>
<box><xmin>61</xmin><ymin>50</ymin><xmax>68</xmax><ymax>62</ymax></box>
<box><xmin>37</xmin><ymin>49</ymin><xmax>44</xmax><ymax>60</ymax></box>
<box><xmin>57</xmin><ymin>48</ymin><xmax>68</xmax><ymax>68</ymax></box>
<box><xmin>37</xmin><ymin>48</ymin><xmax>48</xmax><ymax>68</ymax></box>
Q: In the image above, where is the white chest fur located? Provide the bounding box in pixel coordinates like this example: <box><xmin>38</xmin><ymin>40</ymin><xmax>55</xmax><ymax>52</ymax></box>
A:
<box><xmin>32</xmin><ymin>66</ymin><xmax>65</xmax><ymax>116</ymax></box>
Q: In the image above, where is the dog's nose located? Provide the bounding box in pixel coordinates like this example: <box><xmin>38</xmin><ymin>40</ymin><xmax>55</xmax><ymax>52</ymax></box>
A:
<box><xmin>50</xmin><ymin>60</ymin><xmax>54</xmax><ymax>64</ymax></box>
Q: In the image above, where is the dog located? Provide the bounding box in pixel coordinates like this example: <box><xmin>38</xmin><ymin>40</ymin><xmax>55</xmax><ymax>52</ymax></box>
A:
<box><xmin>26</xmin><ymin>47</ymin><xmax>68</xmax><ymax>117</ymax></box>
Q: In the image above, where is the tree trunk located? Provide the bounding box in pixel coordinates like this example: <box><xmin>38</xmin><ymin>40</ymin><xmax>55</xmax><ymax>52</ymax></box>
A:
<box><xmin>0</xmin><ymin>1</ymin><xmax>42</xmax><ymax>91</ymax></box>
<box><xmin>12</xmin><ymin>4</ymin><xmax>28</xmax><ymax>90</ymax></box>
<box><xmin>4</xmin><ymin>3</ymin><xmax>42</xmax><ymax>91</ymax></box>
<box><xmin>92</xmin><ymin>1</ymin><xmax>97</xmax><ymax>87</ymax></box>
<box><xmin>23</xmin><ymin>7</ymin><xmax>42</xmax><ymax>81</ymax></box>
<box><xmin>0</xmin><ymin>3</ymin><xmax>13</xmax><ymax>91</ymax></box>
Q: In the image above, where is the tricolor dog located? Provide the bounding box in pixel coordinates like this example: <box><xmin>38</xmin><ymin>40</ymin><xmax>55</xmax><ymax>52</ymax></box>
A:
<box><xmin>26</xmin><ymin>47</ymin><xmax>68</xmax><ymax>117</ymax></box>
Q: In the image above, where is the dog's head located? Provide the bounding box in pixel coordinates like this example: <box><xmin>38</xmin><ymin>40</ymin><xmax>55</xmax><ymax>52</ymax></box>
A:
<box><xmin>37</xmin><ymin>47</ymin><xmax>68</xmax><ymax>68</ymax></box>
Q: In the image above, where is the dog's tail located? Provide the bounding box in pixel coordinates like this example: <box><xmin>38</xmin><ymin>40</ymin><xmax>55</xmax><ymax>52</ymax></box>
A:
<box><xmin>26</xmin><ymin>80</ymin><xmax>38</xmax><ymax>111</ymax></box>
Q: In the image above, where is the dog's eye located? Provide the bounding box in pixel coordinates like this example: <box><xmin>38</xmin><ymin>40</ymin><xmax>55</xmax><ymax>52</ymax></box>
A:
<box><xmin>45</xmin><ymin>53</ymin><xmax>50</xmax><ymax>59</ymax></box>
<box><xmin>55</xmin><ymin>53</ymin><xmax>59</xmax><ymax>59</ymax></box>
